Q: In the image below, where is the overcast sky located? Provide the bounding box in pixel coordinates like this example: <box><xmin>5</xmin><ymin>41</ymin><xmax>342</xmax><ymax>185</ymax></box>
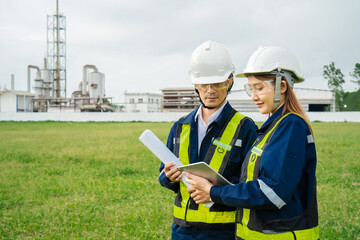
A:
<box><xmin>1</xmin><ymin>0</ymin><xmax>359</xmax><ymax>102</ymax></box>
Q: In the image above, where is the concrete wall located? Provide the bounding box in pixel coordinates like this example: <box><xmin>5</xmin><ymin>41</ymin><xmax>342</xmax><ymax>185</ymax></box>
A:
<box><xmin>0</xmin><ymin>112</ymin><xmax>359</xmax><ymax>122</ymax></box>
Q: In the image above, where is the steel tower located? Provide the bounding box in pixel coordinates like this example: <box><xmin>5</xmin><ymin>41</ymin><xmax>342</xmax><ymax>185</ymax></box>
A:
<box><xmin>47</xmin><ymin>0</ymin><xmax>66</xmax><ymax>98</ymax></box>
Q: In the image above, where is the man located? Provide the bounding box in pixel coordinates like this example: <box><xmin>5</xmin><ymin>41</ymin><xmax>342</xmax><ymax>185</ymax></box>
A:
<box><xmin>158</xmin><ymin>40</ymin><xmax>258</xmax><ymax>240</ymax></box>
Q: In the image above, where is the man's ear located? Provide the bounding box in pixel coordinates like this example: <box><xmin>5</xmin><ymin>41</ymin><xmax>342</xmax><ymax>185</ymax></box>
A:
<box><xmin>228</xmin><ymin>77</ymin><xmax>234</xmax><ymax>91</ymax></box>
<box><xmin>280</xmin><ymin>80</ymin><xmax>287</xmax><ymax>94</ymax></box>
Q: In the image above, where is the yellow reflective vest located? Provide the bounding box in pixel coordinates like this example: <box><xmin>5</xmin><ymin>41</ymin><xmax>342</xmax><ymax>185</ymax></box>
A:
<box><xmin>173</xmin><ymin>110</ymin><xmax>248</xmax><ymax>229</ymax></box>
<box><xmin>236</xmin><ymin>112</ymin><xmax>319</xmax><ymax>240</ymax></box>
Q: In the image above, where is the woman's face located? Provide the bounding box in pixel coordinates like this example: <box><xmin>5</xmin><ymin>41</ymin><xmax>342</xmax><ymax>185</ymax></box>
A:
<box><xmin>246</xmin><ymin>76</ymin><xmax>276</xmax><ymax>114</ymax></box>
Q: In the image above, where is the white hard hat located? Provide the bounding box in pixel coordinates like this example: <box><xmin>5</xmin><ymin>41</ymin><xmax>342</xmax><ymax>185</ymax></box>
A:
<box><xmin>189</xmin><ymin>40</ymin><xmax>235</xmax><ymax>84</ymax></box>
<box><xmin>236</xmin><ymin>45</ymin><xmax>304</xmax><ymax>84</ymax></box>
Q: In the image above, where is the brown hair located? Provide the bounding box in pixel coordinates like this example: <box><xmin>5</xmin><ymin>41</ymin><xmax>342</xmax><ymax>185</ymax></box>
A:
<box><xmin>254</xmin><ymin>74</ymin><xmax>314</xmax><ymax>134</ymax></box>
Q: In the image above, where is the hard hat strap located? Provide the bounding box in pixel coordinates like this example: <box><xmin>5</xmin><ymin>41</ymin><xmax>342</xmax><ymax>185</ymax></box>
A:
<box><xmin>272</xmin><ymin>71</ymin><xmax>282</xmax><ymax>111</ymax></box>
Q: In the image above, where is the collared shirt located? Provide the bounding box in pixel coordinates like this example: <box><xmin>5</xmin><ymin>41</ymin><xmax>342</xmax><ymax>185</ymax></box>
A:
<box><xmin>194</xmin><ymin>101</ymin><xmax>227</xmax><ymax>155</ymax></box>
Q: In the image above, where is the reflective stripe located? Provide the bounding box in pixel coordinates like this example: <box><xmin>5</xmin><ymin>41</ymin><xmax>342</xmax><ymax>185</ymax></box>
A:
<box><xmin>257</xmin><ymin>179</ymin><xmax>286</xmax><ymax>209</ymax></box>
<box><xmin>209</xmin><ymin>112</ymin><xmax>243</xmax><ymax>173</ymax></box>
<box><xmin>235</xmin><ymin>139</ymin><xmax>242</xmax><ymax>147</ymax></box>
<box><xmin>236</xmin><ymin>224</ymin><xmax>319</xmax><ymax>240</ymax></box>
<box><xmin>251</xmin><ymin>146</ymin><xmax>263</xmax><ymax>156</ymax></box>
<box><xmin>186</xmin><ymin>207</ymin><xmax>236</xmax><ymax>223</ymax></box>
<box><xmin>213</xmin><ymin>139</ymin><xmax>232</xmax><ymax>151</ymax></box>
<box><xmin>179</xmin><ymin>124</ymin><xmax>191</xmax><ymax>166</ymax></box>
<box><xmin>307</xmin><ymin>134</ymin><xmax>314</xmax><ymax>144</ymax></box>
<box><xmin>173</xmin><ymin>137</ymin><xmax>180</xmax><ymax>145</ymax></box>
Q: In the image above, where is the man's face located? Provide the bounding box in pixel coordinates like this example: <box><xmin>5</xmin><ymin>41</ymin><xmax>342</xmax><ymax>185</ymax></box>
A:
<box><xmin>195</xmin><ymin>80</ymin><xmax>229</xmax><ymax>109</ymax></box>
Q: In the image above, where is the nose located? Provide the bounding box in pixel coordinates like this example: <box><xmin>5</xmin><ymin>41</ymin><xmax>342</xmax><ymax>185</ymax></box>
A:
<box><xmin>251</xmin><ymin>91</ymin><xmax>259</xmax><ymax>101</ymax></box>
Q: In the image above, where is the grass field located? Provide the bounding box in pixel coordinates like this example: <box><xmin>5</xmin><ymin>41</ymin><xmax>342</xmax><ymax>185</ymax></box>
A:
<box><xmin>0</xmin><ymin>121</ymin><xmax>359</xmax><ymax>239</ymax></box>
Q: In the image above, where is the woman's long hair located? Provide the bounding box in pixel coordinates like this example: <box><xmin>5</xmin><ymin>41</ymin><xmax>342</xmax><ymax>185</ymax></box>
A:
<box><xmin>282</xmin><ymin>80</ymin><xmax>314</xmax><ymax>134</ymax></box>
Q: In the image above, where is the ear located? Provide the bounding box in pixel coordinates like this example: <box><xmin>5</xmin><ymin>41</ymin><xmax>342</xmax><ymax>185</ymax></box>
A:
<box><xmin>280</xmin><ymin>80</ymin><xmax>287</xmax><ymax>94</ymax></box>
<box><xmin>228</xmin><ymin>77</ymin><xmax>234</xmax><ymax>89</ymax></box>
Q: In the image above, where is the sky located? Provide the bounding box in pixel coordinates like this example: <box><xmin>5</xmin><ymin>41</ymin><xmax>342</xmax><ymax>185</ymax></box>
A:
<box><xmin>0</xmin><ymin>0</ymin><xmax>359</xmax><ymax>103</ymax></box>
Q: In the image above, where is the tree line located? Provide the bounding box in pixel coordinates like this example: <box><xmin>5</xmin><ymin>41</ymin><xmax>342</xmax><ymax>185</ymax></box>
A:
<box><xmin>323</xmin><ymin>62</ymin><xmax>360</xmax><ymax>111</ymax></box>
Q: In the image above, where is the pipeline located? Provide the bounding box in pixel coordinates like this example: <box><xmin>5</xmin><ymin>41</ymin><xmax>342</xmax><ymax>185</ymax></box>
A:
<box><xmin>27</xmin><ymin>65</ymin><xmax>41</xmax><ymax>93</ymax></box>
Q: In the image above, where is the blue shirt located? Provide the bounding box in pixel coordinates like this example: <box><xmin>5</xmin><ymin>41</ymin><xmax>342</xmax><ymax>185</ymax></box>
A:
<box><xmin>211</xmin><ymin>106</ymin><xmax>317</xmax><ymax>224</ymax></box>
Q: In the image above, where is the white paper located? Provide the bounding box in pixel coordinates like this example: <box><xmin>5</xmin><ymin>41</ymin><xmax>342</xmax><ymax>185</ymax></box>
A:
<box><xmin>139</xmin><ymin>129</ymin><xmax>214</xmax><ymax>207</ymax></box>
<box><xmin>139</xmin><ymin>129</ymin><xmax>183</xmax><ymax>167</ymax></box>
<box><xmin>139</xmin><ymin>129</ymin><xmax>190</xmax><ymax>187</ymax></box>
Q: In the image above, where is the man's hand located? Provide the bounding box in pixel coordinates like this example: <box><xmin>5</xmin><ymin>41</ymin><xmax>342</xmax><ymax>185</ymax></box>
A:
<box><xmin>186</xmin><ymin>172</ymin><xmax>213</xmax><ymax>204</ymax></box>
<box><xmin>164</xmin><ymin>162</ymin><xmax>183</xmax><ymax>182</ymax></box>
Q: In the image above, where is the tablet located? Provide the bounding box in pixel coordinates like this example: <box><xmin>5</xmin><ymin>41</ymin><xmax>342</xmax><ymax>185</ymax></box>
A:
<box><xmin>177</xmin><ymin>162</ymin><xmax>232</xmax><ymax>186</ymax></box>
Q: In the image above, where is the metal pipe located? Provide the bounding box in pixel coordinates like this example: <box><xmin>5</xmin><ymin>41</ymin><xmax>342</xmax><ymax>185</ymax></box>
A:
<box><xmin>27</xmin><ymin>65</ymin><xmax>40</xmax><ymax>93</ymax></box>
<box><xmin>82</xmin><ymin>65</ymin><xmax>98</xmax><ymax>96</ymax></box>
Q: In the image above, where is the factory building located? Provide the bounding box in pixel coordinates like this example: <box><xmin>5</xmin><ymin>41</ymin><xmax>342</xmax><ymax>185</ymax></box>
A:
<box><xmin>161</xmin><ymin>88</ymin><xmax>199</xmax><ymax>112</ymax></box>
<box><xmin>0</xmin><ymin>90</ymin><xmax>35</xmax><ymax>112</ymax></box>
<box><xmin>124</xmin><ymin>92</ymin><xmax>162</xmax><ymax>112</ymax></box>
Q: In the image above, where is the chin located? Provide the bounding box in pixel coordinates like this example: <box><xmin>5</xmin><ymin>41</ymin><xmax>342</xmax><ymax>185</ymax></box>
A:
<box><xmin>258</xmin><ymin>107</ymin><xmax>271</xmax><ymax>115</ymax></box>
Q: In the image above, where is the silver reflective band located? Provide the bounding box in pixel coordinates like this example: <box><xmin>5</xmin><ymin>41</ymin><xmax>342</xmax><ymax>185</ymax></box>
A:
<box><xmin>251</xmin><ymin>146</ymin><xmax>263</xmax><ymax>156</ymax></box>
<box><xmin>258</xmin><ymin>179</ymin><xmax>286</xmax><ymax>209</ymax></box>
<box><xmin>307</xmin><ymin>134</ymin><xmax>314</xmax><ymax>144</ymax></box>
<box><xmin>235</xmin><ymin>139</ymin><xmax>242</xmax><ymax>148</ymax></box>
<box><xmin>213</xmin><ymin>139</ymin><xmax>232</xmax><ymax>151</ymax></box>
<box><xmin>173</xmin><ymin>137</ymin><xmax>180</xmax><ymax>145</ymax></box>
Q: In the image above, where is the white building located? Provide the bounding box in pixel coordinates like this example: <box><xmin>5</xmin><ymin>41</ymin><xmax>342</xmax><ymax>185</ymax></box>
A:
<box><xmin>0</xmin><ymin>90</ymin><xmax>35</xmax><ymax>112</ymax></box>
<box><xmin>124</xmin><ymin>92</ymin><xmax>162</xmax><ymax>112</ymax></box>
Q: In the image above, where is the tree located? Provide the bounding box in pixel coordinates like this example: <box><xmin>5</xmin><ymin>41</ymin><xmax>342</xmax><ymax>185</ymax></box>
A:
<box><xmin>323</xmin><ymin>62</ymin><xmax>345</xmax><ymax>111</ymax></box>
<box><xmin>350</xmin><ymin>62</ymin><xmax>360</xmax><ymax>90</ymax></box>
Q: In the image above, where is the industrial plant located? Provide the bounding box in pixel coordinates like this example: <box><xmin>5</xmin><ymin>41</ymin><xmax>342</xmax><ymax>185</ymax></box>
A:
<box><xmin>0</xmin><ymin>0</ymin><xmax>113</xmax><ymax>113</ymax></box>
<box><xmin>0</xmin><ymin>0</ymin><xmax>335</xmax><ymax>114</ymax></box>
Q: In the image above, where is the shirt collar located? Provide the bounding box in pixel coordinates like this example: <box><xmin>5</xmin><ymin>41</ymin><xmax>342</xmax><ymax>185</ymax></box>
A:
<box><xmin>194</xmin><ymin>101</ymin><xmax>228</xmax><ymax>124</ymax></box>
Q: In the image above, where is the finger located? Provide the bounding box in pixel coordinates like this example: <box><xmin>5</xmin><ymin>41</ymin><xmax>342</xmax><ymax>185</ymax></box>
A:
<box><xmin>175</xmin><ymin>172</ymin><xmax>183</xmax><ymax>182</ymax></box>
<box><xmin>164</xmin><ymin>162</ymin><xmax>176</xmax><ymax>172</ymax></box>
<box><xmin>187</xmin><ymin>186</ymin><xmax>195</xmax><ymax>193</ymax></box>
<box><xmin>185</xmin><ymin>177</ymin><xmax>192</xmax><ymax>185</ymax></box>
<box><xmin>170</xmin><ymin>171</ymin><xmax>182</xmax><ymax>181</ymax></box>
<box><xmin>185</xmin><ymin>172</ymin><xmax>194</xmax><ymax>179</ymax></box>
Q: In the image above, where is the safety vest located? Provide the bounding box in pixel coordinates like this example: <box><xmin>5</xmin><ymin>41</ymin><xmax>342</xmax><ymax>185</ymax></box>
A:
<box><xmin>173</xmin><ymin>109</ymin><xmax>248</xmax><ymax>229</ymax></box>
<box><xmin>236</xmin><ymin>112</ymin><xmax>319</xmax><ymax>240</ymax></box>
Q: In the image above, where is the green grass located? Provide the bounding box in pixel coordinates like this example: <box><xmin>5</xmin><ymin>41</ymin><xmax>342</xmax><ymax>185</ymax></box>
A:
<box><xmin>0</xmin><ymin>122</ymin><xmax>359</xmax><ymax>239</ymax></box>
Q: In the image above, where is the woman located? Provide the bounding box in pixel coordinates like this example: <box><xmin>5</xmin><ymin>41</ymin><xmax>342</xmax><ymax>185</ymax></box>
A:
<box><xmin>186</xmin><ymin>46</ymin><xmax>319</xmax><ymax>239</ymax></box>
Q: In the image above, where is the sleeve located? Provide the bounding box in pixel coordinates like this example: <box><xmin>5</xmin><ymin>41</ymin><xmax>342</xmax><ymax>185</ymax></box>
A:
<box><xmin>210</xmin><ymin>116</ymin><xmax>308</xmax><ymax>209</ymax></box>
<box><xmin>158</xmin><ymin>122</ymin><xmax>180</xmax><ymax>193</ymax></box>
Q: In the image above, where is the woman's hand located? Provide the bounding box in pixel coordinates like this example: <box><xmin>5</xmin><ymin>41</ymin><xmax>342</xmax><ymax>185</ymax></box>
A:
<box><xmin>164</xmin><ymin>162</ymin><xmax>183</xmax><ymax>182</ymax></box>
<box><xmin>186</xmin><ymin>172</ymin><xmax>213</xmax><ymax>204</ymax></box>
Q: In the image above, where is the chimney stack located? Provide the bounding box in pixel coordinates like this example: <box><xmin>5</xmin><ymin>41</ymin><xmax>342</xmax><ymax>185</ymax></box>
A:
<box><xmin>11</xmin><ymin>74</ymin><xmax>15</xmax><ymax>90</ymax></box>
